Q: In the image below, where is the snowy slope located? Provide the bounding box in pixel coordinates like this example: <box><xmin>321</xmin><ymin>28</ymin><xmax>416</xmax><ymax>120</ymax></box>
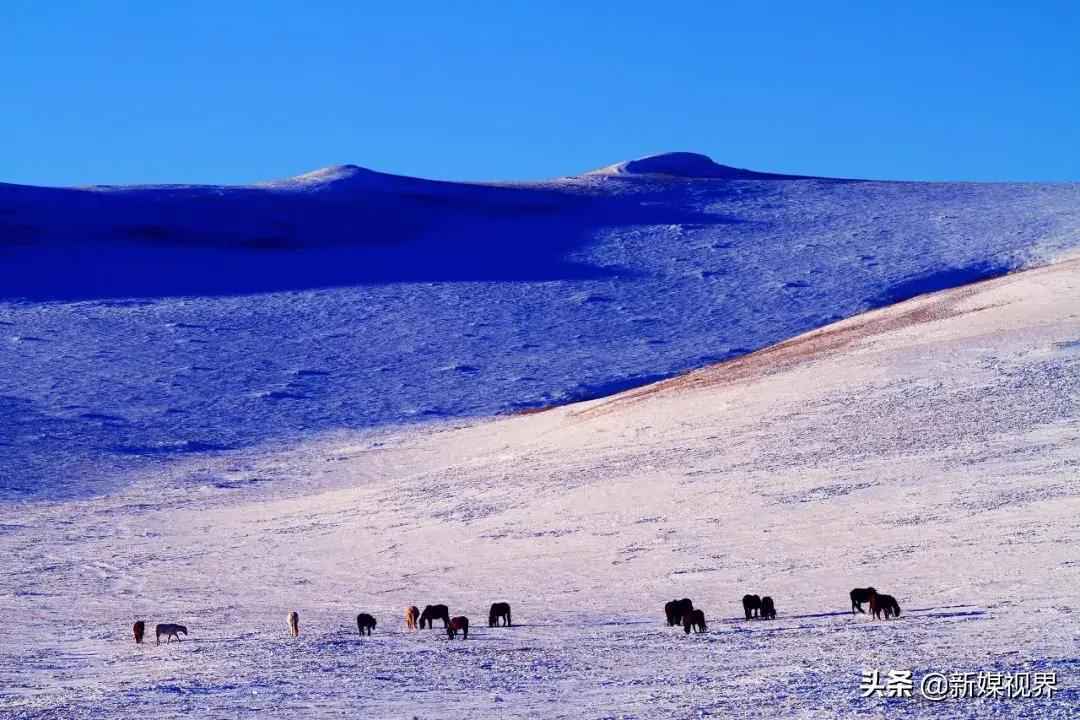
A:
<box><xmin>2</xmin><ymin>154</ymin><xmax>1079</xmax><ymax>500</ymax></box>
<box><xmin>2</xmin><ymin>256</ymin><xmax>1077</xmax><ymax>718</ymax></box>
<box><xmin>584</xmin><ymin>151</ymin><xmax>806</xmax><ymax>179</ymax></box>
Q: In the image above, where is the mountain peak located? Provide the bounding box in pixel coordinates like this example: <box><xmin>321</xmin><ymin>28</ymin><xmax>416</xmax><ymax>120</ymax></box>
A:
<box><xmin>272</xmin><ymin>164</ymin><xmax>374</xmax><ymax>186</ymax></box>
<box><xmin>586</xmin><ymin>152</ymin><xmax>800</xmax><ymax>180</ymax></box>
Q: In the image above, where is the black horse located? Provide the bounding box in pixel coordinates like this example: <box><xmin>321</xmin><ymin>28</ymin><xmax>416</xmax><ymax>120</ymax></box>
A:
<box><xmin>683</xmin><ymin>609</ymin><xmax>707</xmax><ymax>634</ymax></box>
<box><xmin>742</xmin><ymin>594</ymin><xmax>761</xmax><ymax>620</ymax></box>
<box><xmin>760</xmin><ymin>596</ymin><xmax>776</xmax><ymax>620</ymax></box>
<box><xmin>356</xmin><ymin>613</ymin><xmax>377</xmax><ymax>636</ymax></box>
<box><xmin>420</xmin><ymin>604</ymin><xmax>450</xmax><ymax>629</ymax></box>
<box><xmin>488</xmin><ymin>602</ymin><xmax>512</xmax><ymax>627</ymax></box>
<box><xmin>447</xmin><ymin>616</ymin><xmax>469</xmax><ymax>639</ymax></box>
<box><xmin>664</xmin><ymin>598</ymin><xmax>694</xmax><ymax>626</ymax></box>
<box><xmin>850</xmin><ymin>587</ymin><xmax>876</xmax><ymax>614</ymax></box>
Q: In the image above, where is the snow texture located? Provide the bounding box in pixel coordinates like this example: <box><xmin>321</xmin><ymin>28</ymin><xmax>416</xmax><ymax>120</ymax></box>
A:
<box><xmin>2</xmin><ymin>154</ymin><xmax>1079</xmax><ymax>499</ymax></box>
<box><xmin>1</xmin><ymin>155</ymin><xmax>1079</xmax><ymax>718</ymax></box>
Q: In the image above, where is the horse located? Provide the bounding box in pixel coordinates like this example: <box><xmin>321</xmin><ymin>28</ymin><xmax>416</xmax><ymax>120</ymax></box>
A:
<box><xmin>683</xmin><ymin>609</ymin><xmax>707</xmax><ymax>634</ymax></box>
<box><xmin>287</xmin><ymin>611</ymin><xmax>299</xmax><ymax>637</ymax></box>
<box><xmin>420</xmin><ymin>604</ymin><xmax>450</xmax><ymax>629</ymax></box>
<box><xmin>488</xmin><ymin>602</ymin><xmax>512</xmax><ymax>627</ymax></box>
<box><xmin>850</xmin><ymin>587</ymin><xmax>876</xmax><ymax>614</ymax></box>
<box><xmin>155</xmin><ymin>623</ymin><xmax>187</xmax><ymax>644</ymax></box>
<box><xmin>447</xmin><ymin>616</ymin><xmax>469</xmax><ymax>640</ymax></box>
<box><xmin>664</xmin><ymin>598</ymin><xmax>694</xmax><ymax>626</ymax></box>
<box><xmin>356</xmin><ymin>613</ymin><xmax>377</xmax><ymax>636</ymax></box>
<box><xmin>742</xmin><ymin>594</ymin><xmax>761</xmax><ymax>620</ymax></box>
<box><xmin>132</xmin><ymin>620</ymin><xmax>145</xmax><ymax>644</ymax></box>
<box><xmin>760</xmin><ymin>596</ymin><xmax>776</xmax><ymax>620</ymax></box>
<box><xmin>869</xmin><ymin>592</ymin><xmax>900</xmax><ymax>620</ymax></box>
<box><xmin>405</xmin><ymin>606</ymin><xmax>420</xmax><ymax>630</ymax></box>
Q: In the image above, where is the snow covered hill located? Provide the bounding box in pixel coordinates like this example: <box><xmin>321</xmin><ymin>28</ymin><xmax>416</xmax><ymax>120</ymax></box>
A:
<box><xmin>2</xmin><ymin>254</ymin><xmax>1077</xmax><ymax>718</ymax></box>
<box><xmin>584</xmin><ymin>151</ymin><xmax>805</xmax><ymax>179</ymax></box>
<box><xmin>2</xmin><ymin>153</ymin><xmax>1079</xmax><ymax>499</ymax></box>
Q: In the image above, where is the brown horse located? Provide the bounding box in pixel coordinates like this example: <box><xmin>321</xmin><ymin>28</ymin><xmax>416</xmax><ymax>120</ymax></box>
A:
<box><xmin>488</xmin><ymin>602</ymin><xmax>512</xmax><ymax>627</ymax></box>
<box><xmin>287</xmin><ymin>611</ymin><xmax>299</xmax><ymax>638</ymax></box>
<box><xmin>664</xmin><ymin>598</ymin><xmax>694</xmax><ymax>626</ymax></box>
<box><xmin>132</xmin><ymin>620</ymin><xmax>145</xmax><ymax>644</ymax></box>
<box><xmin>760</xmin><ymin>596</ymin><xmax>776</xmax><ymax>620</ymax></box>
<box><xmin>869</xmin><ymin>591</ymin><xmax>901</xmax><ymax>620</ymax></box>
<box><xmin>683</xmin><ymin>609</ymin><xmax>707</xmax><ymax>634</ymax></box>
<box><xmin>405</xmin><ymin>606</ymin><xmax>420</xmax><ymax>630</ymax></box>
<box><xmin>447</xmin><ymin>616</ymin><xmax>469</xmax><ymax>639</ymax></box>
<box><xmin>356</xmin><ymin>613</ymin><xmax>377</xmax><ymax>636</ymax></box>
<box><xmin>742</xmin><ymin>594</ymin><xmax>761</xmax><ymax>620</ymax></box>
<box><xmin>420</xmin><ymin>604</ymin><xmax>450</xmax><ymax>629</ymax></box>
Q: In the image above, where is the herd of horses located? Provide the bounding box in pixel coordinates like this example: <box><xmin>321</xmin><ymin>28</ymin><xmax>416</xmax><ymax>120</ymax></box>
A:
<box><xmin>664</xmin><ymin>587</ymin><xmax>900</xmax><ymax>635</ymax></box>
<box><xmin>131</xmin><ymin>589</ymin><xmax>901</xmax><ymax>645</ymax></box>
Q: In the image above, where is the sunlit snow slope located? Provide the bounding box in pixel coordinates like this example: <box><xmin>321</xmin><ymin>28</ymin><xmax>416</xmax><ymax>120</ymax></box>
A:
<box><xmin>2</xmin><ymin>256</ymin><xmax>1077</xmax><ymax>718</ymax></box>
<box><xmin>1</xmin><ymin>153</ymin><xmax>1079</xmax><ymax>498</ymax></box>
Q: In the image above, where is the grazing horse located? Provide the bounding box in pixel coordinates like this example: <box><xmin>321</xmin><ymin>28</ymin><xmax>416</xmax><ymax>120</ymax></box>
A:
<box><xmin>155</xmin><ymin>623</ymin><xmax>187</xmax><ymax>644</ymax></box>
<box><xmin>356</xmin><ymin>613</ymin><xmax>377</xmax><ymax>636</ymax></box>
<box><xmin>742</xmin><ymin>594</ymin><xmax>761</xmax><ymax>620</ymax></box>
<box><xmin>420</xmin><ymin>604</ymin><xmax>450</xmax><ymax>629</ymax></box>
<box><xmin>488</xmin><ymin>602</ymin><xmax>512</xmax><ymax>627</ymax></box>
<box><xmin>132</xmin><ymin>620</ymin><xmax>145</xmax><ymax>644</ymax></box>
<box><xmin>683</xmin><ymin>609</ymin><xmax>707</xmax><ymax>634</ymax></box>
<box><xmin>287</xmin><ymin>611</ymin><xmax>299</xmax><ymax>638</ymax></box>
<box><xmin>405</xmin><ymin>606</ymin><xmax>420</xmax><ymax>630</ymax></box>
<box><xmin>664</xmin><ymin>598</ymin><xmax>694</xmax><ymax>626</ymax></box>
<box><xmin>447</xmin><ymin>616</ymin><xmax>469</xmax><ymax>640</ymax></box>
<box><xmin>760</xmin><ymin>596</ymin><xmax>776</xmax><ymax>620</ymax></box>
<box><xmin>869</xmin><ymin>592</ymin><xmax>901</xmax><ymax>620</ymax></box>
<box><xmin>850</xmin><ymin>587</ymin><xmax>876</xmax><ymax>614</ymax></box>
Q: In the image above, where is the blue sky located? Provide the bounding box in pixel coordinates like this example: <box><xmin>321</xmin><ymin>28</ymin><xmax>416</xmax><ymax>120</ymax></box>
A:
<box><xmin>3</xmin><ymin>1</ymin><xmax>1078</xmax><ymax>185</ymax></box>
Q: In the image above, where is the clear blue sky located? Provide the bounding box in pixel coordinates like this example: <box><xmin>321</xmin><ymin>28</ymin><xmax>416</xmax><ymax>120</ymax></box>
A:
<box><xmin>4</xmin><ymin>1</ymin><xmax>1078</xmax><ymax>185</ymax></box>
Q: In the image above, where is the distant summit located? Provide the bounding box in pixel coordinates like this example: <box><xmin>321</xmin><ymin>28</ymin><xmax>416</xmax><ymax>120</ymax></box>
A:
<box><xmin>585</xmin><ymin>152</ymin><xmax>805</xmax><ymax>180</ymax></box>
<box><xmin>260</xmin><ymin>163</ymin><xmax>388</xmax><ymax>189</ymax></box>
